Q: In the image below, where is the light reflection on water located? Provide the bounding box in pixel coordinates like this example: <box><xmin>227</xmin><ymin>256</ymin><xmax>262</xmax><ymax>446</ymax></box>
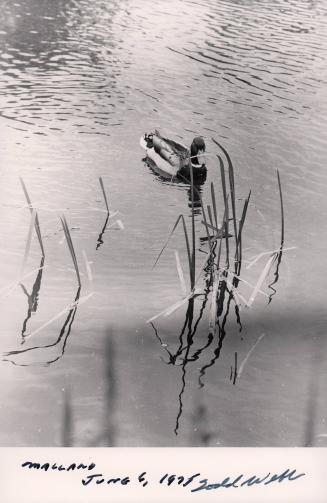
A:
<box><xmin>0</xmin><ymin>0</ymin><xmax>327</xmax><ymax>446</ymax></box>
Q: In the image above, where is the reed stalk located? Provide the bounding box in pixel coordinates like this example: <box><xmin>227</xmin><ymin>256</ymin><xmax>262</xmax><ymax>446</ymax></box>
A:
<box><xmin>19</xmin><ymin>177</ymin><xmax>45</xmax><ymax>257</ymax></box>
<box><xmin>199</xmin><ymin>193</ymin><xmax>214</xmax><ymax>254</ymax></box>
<box><xmin>277</xmin><ymin>170</ymin><xmax>284</xmax><ymax>247</ymax></box>
<box><xmin>99</xmin><ymin>176</ymin><xmax>110</xmax><ymax>214</ymax></box>
<box><xmin>189</xmin><ymin>161</ymin><xmax>196</xmax><ymax>290</ymax></box>
<box><xmin>216</xmin><ymin>207</ymin><xmax>227</xmax><ymax>271</ymax></box>
<box><xmin>210</xmin><ymin>182</ymin><xmax>219</xmax><ymax>233</ymax></box>
<box><xmin>207</xmin><ymin>205</ymin><xmax>214</xmax><ymax>229</ymax></box>
<box><xmin>60</xmin><ymin>216</ymin><xmax>81</xmax><ymax>286</ymax></box>
<box><xmin>212</xmin><ymin>138</ymin><xmax>238</xmax><ymax>256</ymax></box>
<box><xmin>217</xmin><ymin>155</ymin><xmax>230</xmax><ymax>269</ymax></box>
<box><xmin>235</xmin><ymin>190</ymin><xmax>251</xmax><ymax>275</ymax></box>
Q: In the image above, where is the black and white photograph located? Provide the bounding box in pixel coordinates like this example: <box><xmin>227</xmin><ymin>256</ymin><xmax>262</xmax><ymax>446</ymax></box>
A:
<box><xmin>0</xmin><ymin>0</ymin><xmax>326</xmax><ymax>467</ymax></box>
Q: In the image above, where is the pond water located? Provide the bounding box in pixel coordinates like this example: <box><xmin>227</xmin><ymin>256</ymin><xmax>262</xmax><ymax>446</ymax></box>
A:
<box><xmin>0</xmin><ymin>0</ymin><xmax>327</xmax><ymax>447</ymax></box>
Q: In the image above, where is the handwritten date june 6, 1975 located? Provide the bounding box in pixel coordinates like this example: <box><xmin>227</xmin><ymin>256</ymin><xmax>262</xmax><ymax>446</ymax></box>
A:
<box><xmin>21</xmin><ymin>460</ymin><xmax>305</xmax><ymax>493</ymax></box>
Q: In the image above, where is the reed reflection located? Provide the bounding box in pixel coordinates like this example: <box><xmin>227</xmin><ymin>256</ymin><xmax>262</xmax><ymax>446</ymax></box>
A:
<box><xmin>96</xmin><ymin>214</ymin><xmax>109</xmax><ymax>250</ymax></box>
<box><xmin>3</xmin><ymin>287</ymin><xmax>81</xmax><ymax>366</ymax></box>
<box><xmin>20</xmin><ymin>256</ymin><xmax>45</xmax><ymax>344</ymax></box>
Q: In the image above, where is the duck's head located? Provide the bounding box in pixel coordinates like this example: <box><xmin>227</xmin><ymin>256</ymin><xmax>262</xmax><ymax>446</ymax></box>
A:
<box><xmin>190</xmin><ymin>137</ymin><xmax>206</xmax><ymax>166</ymax></box>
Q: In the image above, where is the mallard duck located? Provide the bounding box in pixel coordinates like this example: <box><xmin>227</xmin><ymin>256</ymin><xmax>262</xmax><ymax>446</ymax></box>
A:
<box><xmin>140</xmin><ymin>130</ymin><xmax>206</xmax><ymax>179</ymax></box>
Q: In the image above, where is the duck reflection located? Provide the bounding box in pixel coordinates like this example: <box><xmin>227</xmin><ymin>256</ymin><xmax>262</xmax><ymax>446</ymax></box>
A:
<box><xmin>144</xmin><ymin>156</ymin><xmax>206</xmax><ymax>214</ymax></box>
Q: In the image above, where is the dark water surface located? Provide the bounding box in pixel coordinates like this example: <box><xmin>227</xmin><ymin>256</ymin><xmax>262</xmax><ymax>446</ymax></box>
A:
<box><xmin>0</xmin><ymin>0</ymin><xmax>327</xmax><ymax>446</ymax></box>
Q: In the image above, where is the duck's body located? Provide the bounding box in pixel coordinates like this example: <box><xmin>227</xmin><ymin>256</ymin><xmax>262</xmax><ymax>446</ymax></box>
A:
<box><xmin>140</xmin><ymin>130</ymin><xmax>206</xmax><ymax>180</ymax></box>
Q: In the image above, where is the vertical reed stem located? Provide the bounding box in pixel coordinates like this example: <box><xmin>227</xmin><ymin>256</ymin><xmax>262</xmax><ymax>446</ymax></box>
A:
<box><xmin>189</xmin><ymin>160</ymin><xmax>195</xmax><ymax>290</ymax></box>
<box><xmin>277</xmin><ymin>170</ymin><xmax>284</xmax><ymax>246</ymax></box>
